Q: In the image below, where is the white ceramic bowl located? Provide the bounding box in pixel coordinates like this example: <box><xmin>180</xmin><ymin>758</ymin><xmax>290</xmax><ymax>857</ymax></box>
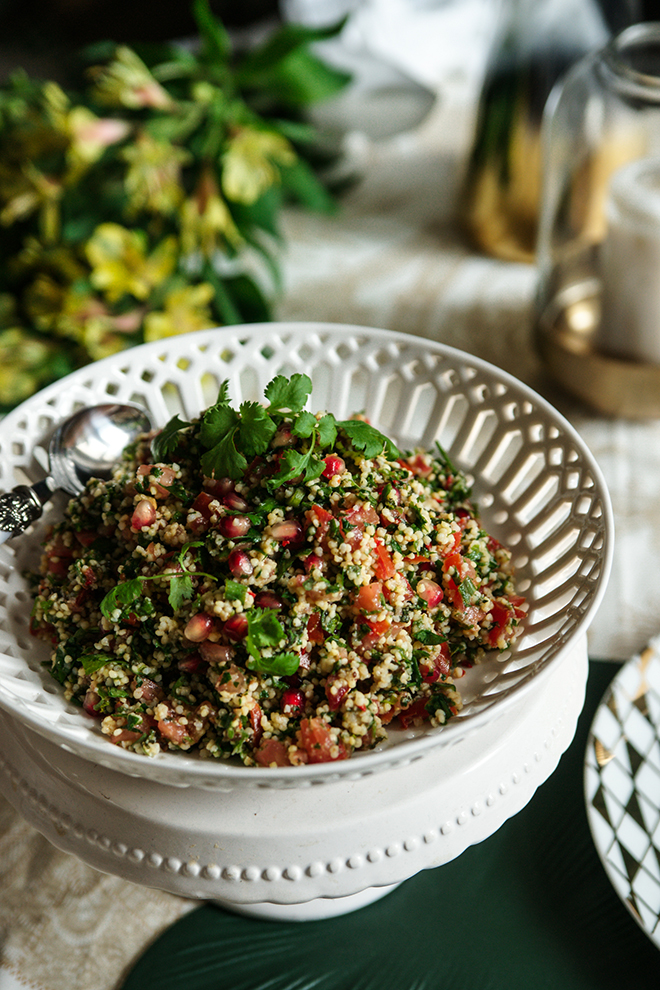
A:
<box><xmin>0</xmin><ymin>323</ymin><xmax>613</xmax><ymax>917</ymax></box>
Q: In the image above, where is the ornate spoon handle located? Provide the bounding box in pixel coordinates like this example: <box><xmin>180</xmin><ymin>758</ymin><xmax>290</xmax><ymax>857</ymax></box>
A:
<box><xmin>0</xmin><ymin>481</ymin><xmax>51</xmax><ymax>545</ymax></box>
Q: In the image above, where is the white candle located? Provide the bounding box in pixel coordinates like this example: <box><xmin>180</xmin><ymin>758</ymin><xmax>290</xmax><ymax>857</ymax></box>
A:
<box><xmin>599</xmin><ymin>156</ymin><xmax>660</xmax><ymax>364</ymax></box>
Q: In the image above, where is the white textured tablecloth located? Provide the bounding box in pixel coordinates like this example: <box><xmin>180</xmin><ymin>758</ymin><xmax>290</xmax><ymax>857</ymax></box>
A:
<box><xmin>2</xmin><ymin>76</ymin><xmax>658</xmax><ymax>990</ymax></box>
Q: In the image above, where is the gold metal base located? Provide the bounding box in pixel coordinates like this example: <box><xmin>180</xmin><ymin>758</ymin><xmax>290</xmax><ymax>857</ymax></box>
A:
<box><xmin>537</xmin><ymin>291</ymin><xmax>660</xmax><ymax>418</ymax></box>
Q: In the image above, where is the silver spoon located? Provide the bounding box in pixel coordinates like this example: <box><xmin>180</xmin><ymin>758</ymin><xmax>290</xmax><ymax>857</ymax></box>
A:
<box><xmin>0</xmin><ymin>403</ymin><xmax>152</xmax><ymax>544</ymax></box>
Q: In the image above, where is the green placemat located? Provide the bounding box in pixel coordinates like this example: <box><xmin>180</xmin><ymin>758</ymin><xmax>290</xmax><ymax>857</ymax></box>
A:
<box><xmin>121</xmin><ymin>662</ymin><xmax>660</xmax><ymax>990</ymax></box>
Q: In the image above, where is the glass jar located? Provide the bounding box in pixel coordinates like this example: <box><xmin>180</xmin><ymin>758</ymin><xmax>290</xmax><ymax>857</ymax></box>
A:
<box><xmin>462</xmin><ymin>0</ymin><xmax>612</xmax><ymax>263</ymax></box>
<box><xmin>536</xmin><ymin>22</ymin><xmax>660</xmax><ymax>417</ymax></box>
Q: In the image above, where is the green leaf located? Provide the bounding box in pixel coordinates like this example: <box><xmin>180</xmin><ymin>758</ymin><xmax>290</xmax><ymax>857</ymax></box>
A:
<box><xmin>458</xmin><ymin>577</ymin><xmax>478</xmax><ymax>608</ymax></box>
<box><xmin>168</xmin><ymin>574</ymin><xmax>194</xmax><ymax>610</ymax></box>
<box><xmin>280</xmin><ymin>158</ymin><xmax>337</xmax><ymax>214</ymax></box>
<box><xmin>317</xmin><ymin>413</ymin><xmax>337</xmax><ymax>448</ymax></box>
<box><xmin>246</xmin><ymin>651</ymin><xmax>300</xmax><ymax>676</ymax></box>
<box><xmin>245</xmin><ymin>608</ymin><xmax>285</xmax><ymax>662</ymax></box>
<box><xmin>192</xmin><ymin>0</ymin><xmax>231</xmax><ymax>64</ymax></box>
<box><xmin>236</xmin><ymin>19</ymin><xmax>348</xmax><ymax>77</ymax></box>
<box><xmin>225</xmin><ymin>579</ymin><xmax>246</xmax><ymax>603</ymax></box>
<box><xmin>151</xmin><ymin>414</ymin><xmax>191</xmax><ymax>462</ymax></box>
<box><xmin>338</xmin><ymin>419</ymin><xmax>400</xmax><ymax>459</ymax></box>
<box><xmin>265</xmin><ymin>373</ymin><xmax>312</xmax><ymax>413</ymax></box>
<box><xmin>199</xmin><ymin>402</ymin><xmax>239</xmax><ymax>448</ymax></box>
<box><xmin>238</xmin><ymin>400</ymin><xmax>276</xmax><ymax>456</ymax></box>
<box><xmin>80</xmin><ymin>653</ymin><xmax>115</xmax><ymax>675</ymax></box>
<box><xmin>414</xmin><ymin>629</ymin><xmax>446</xmax><ymax>646</ymax></box>
<box><xmin>100</xmin><ymin>579</ymin><xmax>143</xmax><ymax>619</ymax></box>
<box><xmin>200</xmin><ymin>431</ymin><xmax>247</xmax><ymax>481</ymax></box>
<box><xmin>292</xmin><ymin>410</ymin><xmax>316</xmax><ymax>438</ymax></box>
<box><xmin>264</xmin><ymin>48</ymin><xmax>352</xmax><ymax>108</ymax></box>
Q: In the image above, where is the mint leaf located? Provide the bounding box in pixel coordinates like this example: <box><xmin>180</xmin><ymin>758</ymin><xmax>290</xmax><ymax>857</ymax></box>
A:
<box><xmin>238</xmin><ymin>401</ymin><xmax>276</xmax><ymax>456</ymax></box>
<box><xmin>338</xmin><ymin>419</ymin><xmax>399</xmax><ymax>459</ymax></box>
<box><xmin>151</xmin><ymin>414</ymin><xmax>190</xmax><ymax>462</ymax></box>
<box><xmin>100</xmin><ymin>579</ymin><xmax>143</xmax><ymax>618</ymax></box>
<box><xmin>245</xmin><ymin>608</ymin><xmax>285</xmax><ymax>661</ymax></box>
<box><xmin>292</xmin><ymin>410</ymin><xmax>316</xmax><ymax>438</ymax></box>
<box><xmin>265</xmin><ymin>373</ymin><xmax>312</xmax><ymax>413</ymax></box>
<box><xmin>246</xmin><ymin>651</ymin><xmax>300</xmax><ymax>676</ymax></box>
<box><xmin>168</xmin><ymin>574</ymin><xmax>194</xmax><ymax>610</ymax></box>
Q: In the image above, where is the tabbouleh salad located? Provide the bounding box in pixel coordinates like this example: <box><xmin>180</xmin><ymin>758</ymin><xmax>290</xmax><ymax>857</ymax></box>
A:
<box><xmin>30</xmin><ymin>374</ymin><xmax>526</xmax><ymax>767</ymax></box>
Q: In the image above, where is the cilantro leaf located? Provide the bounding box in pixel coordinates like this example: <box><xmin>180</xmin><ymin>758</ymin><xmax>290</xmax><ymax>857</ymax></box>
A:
<box><xmin>245</xmin><ymin>608</ymin><xmax>286</xmax><ymax>661</ymax></box>
<box><xmin>414</xmin><ymin>629</ymin><xmax>446</xmax><ymax>646</ymax></box>
<box><xmin>292</xmin><ymin>410</ymin><xmax>317</xmax><ymax>438</ymax></box>
<box><xmin>337</xmin><ymin>419</ymin><xmax>399</xmax><ymax>459</ymax></box>
<box><xmin>269</xmin><ymin>446</ymin><xmax>324</xmax><ymax>486</ymax></box>
<box><xmin>265</xmin><ymin>373</ymin><xmax>312</xmax><ymax>413</ymax></box>
<box><xmin>200</xmin><ymin>430</ymin><xmax>247</xmax><ymax>480</ymax></box>
<box><xmin>199</xmin><ymin>402</ymin><xmax>239</xmax><ymax>448</ymax></box>
<box><xmin>80</xmin><ymin>653</ymin><xmax>115</xmax><ymax>675</ymax></box>
<box><xmin>238</xmin><ymin>401</ymin><xmax>277</xmax><ymax>456</ymax></box>
<box><xmin>100</xmin><ymin>579</ymin><xmax>143</xmax><ymax>618</ymax></box>
<box><xmin>225</xmin><ymin>579</ymin><xmax>246</xmax><ymax>603</ymax></box>
<box><xmin>151</xmin><ymin>414</ymin><xmax>190</xmax><ymax>462</ymax></box>
<box><xmin>317</xmin><ymin>413</ymin><xmax>337</xmax><ymax>448</ymax></box>
<box><xmin>168</xmin><ymin>574</ymin><xmax>194</xmax><ymax>610</ymax></box>
<box><xmin>246</xmin><ymin>652</ymin><xmax>300</xmax><ymax>676</ymax></box>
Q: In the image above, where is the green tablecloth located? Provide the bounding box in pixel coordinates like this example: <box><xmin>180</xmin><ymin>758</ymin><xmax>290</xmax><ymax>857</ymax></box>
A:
<box><xmin>121</xmin><ymin>661</ymin><xmax>660</xmax><ymax>990</ymax></box>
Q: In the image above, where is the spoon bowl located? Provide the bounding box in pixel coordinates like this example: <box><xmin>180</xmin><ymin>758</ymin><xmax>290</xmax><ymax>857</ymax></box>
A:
<box><xmin>0</xmin><ymin>402</ymin><xmax>152</xmax><ymax>543</ymax></box>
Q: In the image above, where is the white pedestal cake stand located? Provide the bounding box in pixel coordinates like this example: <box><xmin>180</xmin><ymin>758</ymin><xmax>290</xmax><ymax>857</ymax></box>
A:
<box><xmin>0</xmin><ymin>635</ymin><xmax>587</xmax><ymax>922</ymax></box>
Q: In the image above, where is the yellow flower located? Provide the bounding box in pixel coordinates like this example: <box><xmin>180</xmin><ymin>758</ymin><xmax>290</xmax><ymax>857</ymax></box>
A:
<box><xmin>143</xmin><ymin>283</ymin><xmax>215</xmax><ymax>342</ymax></box>
<box><xmin>222</xmin><ymin>128</ymin><xmax>296</xmax><ymax>205</ymax></box>
<box><xmin>66</xmin><ymin>106</ymin><xmax>131</xmax><ymax>173</ymax></box>
<box><xmin>122</xmin><ymin>133</ymin><xmax>190</xmax><ymax>215</ymax></box>
<box><xmin>0</xmin><ymin>164</ymin><xmax>62</xmax><ymax>240</ymax></box>
<box><xmin>0</xmin><ymin>327</ymin><xmax>55</xmax><ymax>406</ymax></box>
<box><xmin>181</xmin><ymin>167</ymin><xmax>240</xmax><ymax>255</ymax></box>
<box><xmin>89</xmin><ymin>46</ymin><xmax>174</xmax><ymax>111</ymax></box>
<box><xmin>85</xmin><ymin>223</ymin><xmax>177</xmax><ymax>302</ymax></box>
<box><xmin>13</xmin><ymin>237</ymin><xmax>87</xmax><ymax>283</ymax></box>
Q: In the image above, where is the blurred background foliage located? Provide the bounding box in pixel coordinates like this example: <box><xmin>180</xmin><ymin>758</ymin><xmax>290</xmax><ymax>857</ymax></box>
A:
<box><xmin>0</xmin><ymin>0</ymin><xmax>347</xmax><ymax>408</ymax></box>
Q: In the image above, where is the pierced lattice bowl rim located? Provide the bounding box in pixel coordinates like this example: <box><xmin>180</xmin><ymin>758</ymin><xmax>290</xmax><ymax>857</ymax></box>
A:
<box><xmin>0</xmin><ymin>323</ymin><xmax>613</xmax><ymax>789</ymax></box>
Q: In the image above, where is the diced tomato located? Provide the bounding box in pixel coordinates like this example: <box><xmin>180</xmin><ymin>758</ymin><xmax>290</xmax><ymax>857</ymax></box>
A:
<box><xmin>438</xmin><ymin>530</ymin><xmax>462</xmax><ymax>558</ymax></box>
<box><xmin>306</xmin><ymin>612</ymin><xmax>325</xmax><ymax>645</ymax></box>
<box><xmin>405</xmin><ymin>453</ymin><xmax>433</xmax><ymax>477</ymax></box>
<box><xmin>298</xmin><ymin>717</ymin><xmax>349</xmax><ymax>763</ymax></box>
<box><xmin>341</xmin><ymin>502</ymin><xmax>379</xmax><ymax>547</ymax></box>
<box><xmin>75</xmin><ymin>530</ymin><xmax>98</xmax><ymax>547</ymax></box>
<box><xmin>373</xmin><ymin>540</ymin><xmax>396</xmax><ymax>580</ymax></box>
<box><xmin>419</xmin><ymin>642</ymin><xmax>451</xmax><ymax>683</ymax></box>
<box><xmin>325</xmin><ymin>674</ymin><xmax>350</xmax><ymax>711</ymax></box>
<box><xmin>249</xmin><ymin>703</ymin><xmax>263</xmax><ymax>747</ymax></box>
<box><xmin>255</xmin><ymin>738</ymin><xmax>292</xmax><ymax>767</ymax></box>
<box><xmin>354</xmin><ymin>581</ymin><xmax>383</xmax><ymax>612</ymax></box>
<box><xmin>398</xmin><ymin>697</ymin><xmax>431</xmax><ymax>729</ymax></box>
<box><xmin>487</xmin><ymin>596</ymin><xmax>526</xmax><ymax>647</ymax></box>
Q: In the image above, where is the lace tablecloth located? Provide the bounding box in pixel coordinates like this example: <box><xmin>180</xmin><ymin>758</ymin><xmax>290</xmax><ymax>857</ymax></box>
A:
<box><xmin>2</xmin><ymin>80</ymin><xmax>659</xmax><ymax>990</ymax></box>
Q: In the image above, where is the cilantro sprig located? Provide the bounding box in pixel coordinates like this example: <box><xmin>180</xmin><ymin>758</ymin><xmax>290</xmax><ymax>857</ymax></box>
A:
<box><xmin>99</xmin><ymin>541</ymin><xmax>215</xmax><ymax>618</ymax></box>
<box><xmin>169</xmin><ymin>372</ymin><xmax>400</xmax><ymax>483</ymax></box>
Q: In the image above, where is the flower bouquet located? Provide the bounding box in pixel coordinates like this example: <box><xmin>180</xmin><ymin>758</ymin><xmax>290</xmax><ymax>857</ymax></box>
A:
<box><xmin>0</xmin><ymin>0</ymin><xmax>349</xmax><ymax>408</ymax></box>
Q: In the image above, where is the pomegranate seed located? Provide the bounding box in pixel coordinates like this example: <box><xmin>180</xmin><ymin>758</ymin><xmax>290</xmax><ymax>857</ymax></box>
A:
<box><xmin>218</xmin><ymin>514</ymin><xmax>251</xmax><ymax>539</ymax></box>
<box><xmin>204</xmin><ymin>476</ymin><xmax>234</xmax><ymax>496</ymax></box>
<box><xmin>416</xmin><ymin>578</ymin><xmax>444</xmax><ymax>608</ymax></box>
<box><xmin>270</xmin><ymin>520</ymin><xmax>303</xmax><ymax>543</ymax></box>
<box><xmin>178</xmin><ymin>653</ymin><xmax>208</xmax><ymax>673</ymax></box>
<box><xmin>228</xmin><ymin>549</ymin><xmax>253</xmax><ymax>577</ymax></box>
<box><xmin>224</xmin><ymin>613</ymin><xmax>248</xmax><ymax>641</ymax></box>
<box><xmin>322</xmin><ymin>455</ymin><xmax>345</xmax><ymax>478</ymax></box>
<box><xmin>253</xmin><ymin>590</ymin><xmax>284</xmax><ymax>610</ymax></box>
<box><xmin>223</xmin><ymin>491</ymin><xmax>249</xmax><ymax>512</ymax></box>
<box><xmin>272</xmin><ymin>427</ymin><xmax>293</xmax><ymax>447</ymax></box>
<box><xmin>184</xmin><ymin>612</ymin><xmax>214</xmax><ymax>642</ymax></box>
<box><xmin>83</xmin><ymin>690</ymin><xmax>101</xmax><ymax>716</ymax></box>
<box><xmin>199</xmin><ymin>642</ymin><xmax>235</xmax><ymax>663</ymax></box>
<box><xmin>281</xmin><ymin>687</ymin><xmax>304</xmax><ymax>714</ymax></box>
<box><xmin>131</xmin><ymin>498</ymin><xmax>156</xmax><ymax>530</ymax></box>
